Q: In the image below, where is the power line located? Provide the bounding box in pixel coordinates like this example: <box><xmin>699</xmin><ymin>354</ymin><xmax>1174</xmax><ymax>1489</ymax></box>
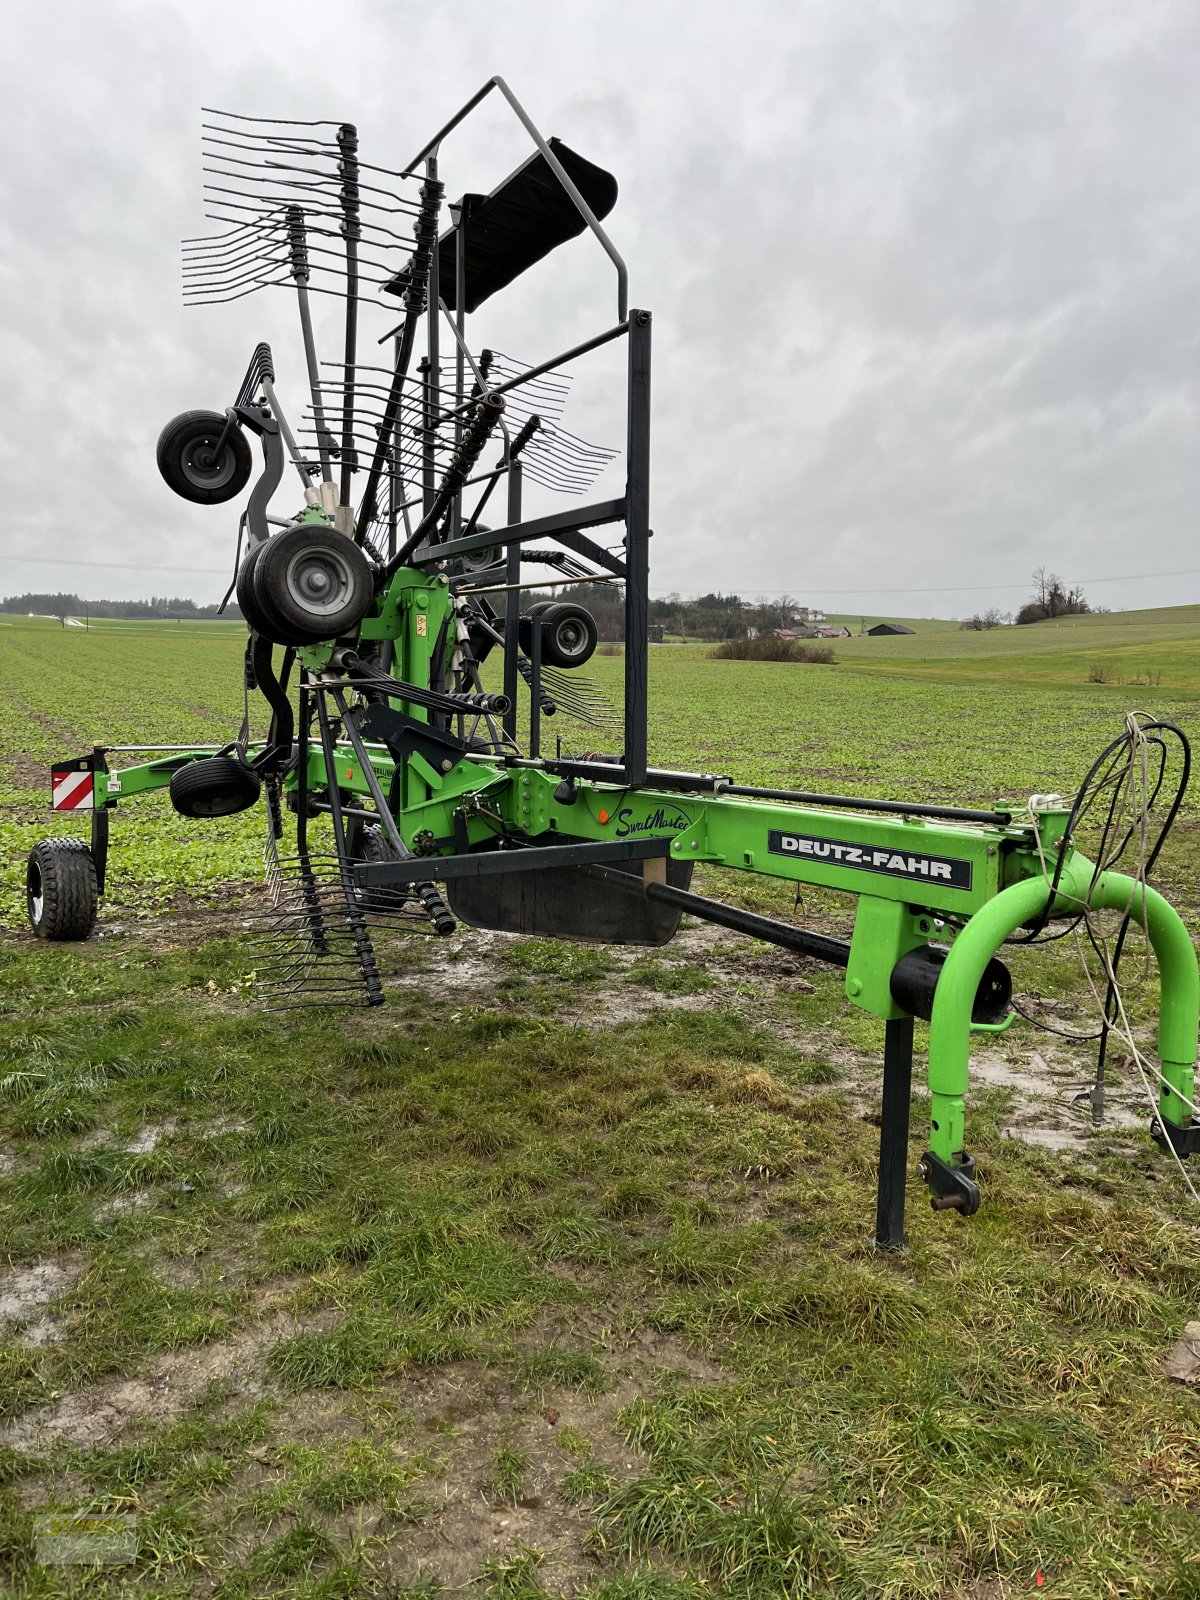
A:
<box><xmin>652</xmin><ymin>567</ymin><xmax>1200</xmax><ymax>598</ymax></box>
<box><xmin>2</xmin><ymin>554</ymin><xmax>227</xmax><ymax>576</ymax></box>
<box><xmin>4</xmin><ymin>550</ymin><xmax>1199</xmax><ymax>597</ymax></box>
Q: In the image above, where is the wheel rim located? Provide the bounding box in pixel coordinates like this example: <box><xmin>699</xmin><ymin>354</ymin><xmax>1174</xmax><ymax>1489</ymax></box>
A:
<box><xmin>192</xmin><ymin>794</ymin><xmax>237</xmax><ymax>817</ymax></box>
<box><xmin>27</xmin><ymin>860</ymin><xmax>43</xmax><ymax>924</ymax></box>
<box><xmin>553</xmin><ymin>618</ymin><xmax>587</xmax><ymax>657</ymax></box>
<box><xmin>182</xmin><ymin>433</ymin><xmax>237</xmax><ymax>490</ymax></box>
<box><xmin>281</xmin><ymin>542</ymin><xmax>359</xmax><ymax>625</ymax></box>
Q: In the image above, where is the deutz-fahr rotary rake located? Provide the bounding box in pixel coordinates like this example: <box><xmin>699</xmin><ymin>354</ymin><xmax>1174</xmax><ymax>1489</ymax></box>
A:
<box><xmin>27</xmin><ymin>80</ymin><xmax>1200</xmax><ymax>1244</ymax></box>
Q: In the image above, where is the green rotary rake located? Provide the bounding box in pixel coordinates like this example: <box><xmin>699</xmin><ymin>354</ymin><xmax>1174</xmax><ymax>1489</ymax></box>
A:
<box><xmin>28</xmin><ymin>81</ymin><xmax>1200</xmax><ymax>1246</ymax></box>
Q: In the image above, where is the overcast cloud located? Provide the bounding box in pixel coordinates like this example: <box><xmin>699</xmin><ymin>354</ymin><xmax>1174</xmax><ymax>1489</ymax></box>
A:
<box><xmin>1</xmin><ymin>0</ymin><xmax>1197</xmax><ymax>617</ymax></box>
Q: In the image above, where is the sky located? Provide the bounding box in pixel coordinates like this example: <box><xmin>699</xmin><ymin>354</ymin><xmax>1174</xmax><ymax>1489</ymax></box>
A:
<box><xmin>1</xmin><ymin>0</ymin><xmax>1197</xmax><ymax>618</ymax></box>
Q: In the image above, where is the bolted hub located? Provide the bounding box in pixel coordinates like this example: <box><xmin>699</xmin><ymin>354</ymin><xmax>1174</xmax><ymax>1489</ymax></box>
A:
<box><xmin>284</xmin><ymin>545</ymin><xmax>356</xmax><ymax>620</ymax></box>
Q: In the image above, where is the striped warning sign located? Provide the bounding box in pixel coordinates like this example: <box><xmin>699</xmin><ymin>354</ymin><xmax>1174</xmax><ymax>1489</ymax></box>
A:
<box><xmin>51</xmin><ymin>768</ymin><xmax>95</xmax><ymax>811</ymax></box>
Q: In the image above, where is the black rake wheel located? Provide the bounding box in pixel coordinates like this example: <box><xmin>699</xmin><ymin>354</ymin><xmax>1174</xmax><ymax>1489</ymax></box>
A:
<box><xmin>517</xmin><ymin>599</ymin><xmax>555</xmax><ymax>657</ymax></box>
<box><xmin>27</xmin><ymin>839</ymin><xmax>98</xmax><ymax>941</ymax></box>
<box><xmin>169</xmin><ymin>756</ymin><xmax>262</xmax><ymax>819</ymax></box>
<box><xmin>535</xmin><ymin>601</ymin><xmax>598</xmax><ymax>668</ymax></box>
<box><xmin>356</xmin><ymin>823</ymin><xmax>413</xmax><ymax>912</ymax></box>
<box><xmin>234</xmin><ymin>540</ymin><xmax>276</xmax><ymax>637</ymax></box>
<box><xmin>156</xmin><ymin>410</ymin><xmax>253</xmax><ymax>506</ymax></box>
<box><xmin>251</xmin><ymin>523</ymin><xmax>375</xmax><ymax>645</ymax></box>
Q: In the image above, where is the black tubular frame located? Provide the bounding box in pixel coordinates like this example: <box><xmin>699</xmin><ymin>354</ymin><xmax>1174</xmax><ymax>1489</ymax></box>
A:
<box><xmin>355</xmin><ymin>76</ymin><xmax>654</xmax><ymax>788</ymax></box>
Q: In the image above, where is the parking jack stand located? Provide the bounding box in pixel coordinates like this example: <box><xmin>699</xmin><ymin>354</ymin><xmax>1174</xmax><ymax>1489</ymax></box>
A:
<box><xmin>874</xmin><ymin>1015</ymin><xmax>914</xmax><ymax>1251</ymax></box>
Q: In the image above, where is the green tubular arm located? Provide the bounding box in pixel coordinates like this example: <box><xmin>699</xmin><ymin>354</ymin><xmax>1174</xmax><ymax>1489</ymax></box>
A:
<box><xmin>927</xmin><ymin>862</ymin><xmax>1199</xmax><ymax>1163</ymax></box>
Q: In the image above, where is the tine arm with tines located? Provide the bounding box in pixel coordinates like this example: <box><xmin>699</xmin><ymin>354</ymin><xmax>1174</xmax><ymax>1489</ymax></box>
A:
<box><xmin>385</xmin><ymin>393</ymin><xmax>507</xmax><ymax>574</ymax></box>
<box><xmin>356</xmin><ymin>177</ymin><xmax>445</xmax><ymax>531</ymax></box>
<box><xmin>287</xmin><ymin>205</ymin><xmax>333</xmax><ymax>485</ymax></box>
<box><xmin>336</xmin><ymin>123</ymin><xmax>361</xmax><ymax>512</ymax></box>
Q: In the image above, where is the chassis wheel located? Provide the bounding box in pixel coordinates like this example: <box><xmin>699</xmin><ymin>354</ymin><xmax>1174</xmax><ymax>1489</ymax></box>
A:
<box><xmin>534</xmin><ymin>601</ymin><xmax>598</xmax><ymax>668</ymax></box>
<box><xmin>27</xmin><ymin>839</ymin><xmax>98</xmax><ymax>941</ymax></box>
<box><xmin>516</xmin><ymin>600</ymin><xmax>555</xmax><ymax>657</ymax></box>
<box><xmin>169</xmin><ymin>756</ymin><xmax>261</xmax><ymax>818</ymax></box>
<box><xmin>234</xmin><ymin>541</ymin><xmax>275</xmax><ymax>637</ymax></box>
<box><xmin>356</xmin><ymin>824</ymin><xmax>412</xmax><ymax>912</ymax></box>
<box><xmin>156</xmin><ymin>410</ymin><xmax>253</xmax><ymax>506</ymax></box>
<box><xmin>252</xmin><ymin>524</ymin><xmax>375</xmax><ymax>645</ymax></box>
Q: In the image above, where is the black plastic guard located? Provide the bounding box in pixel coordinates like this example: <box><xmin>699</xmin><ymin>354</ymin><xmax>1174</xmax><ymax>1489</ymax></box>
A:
<box><xmin>447</xmin><ymin>837</ymin><xmax>693</xmax><ymax>945</ymax></box>
<box><xmin>386</xmin><ymin>140</ymin><xmax>618</xmax><ymax>314</ymax></box>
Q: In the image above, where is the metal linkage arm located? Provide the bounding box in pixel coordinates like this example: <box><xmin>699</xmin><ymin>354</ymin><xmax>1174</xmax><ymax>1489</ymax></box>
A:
<box><xmin>385</xmin><ymin>393</ymin><xmax>506</xmax><ymax>574</ymax></box>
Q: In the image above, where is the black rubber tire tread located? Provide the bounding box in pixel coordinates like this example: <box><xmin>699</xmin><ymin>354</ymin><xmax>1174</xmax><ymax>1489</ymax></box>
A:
<box><xmin>253</xmin><ymin>525</ymin><xmax>374</xmax><ymax>645</ymax></box>
<box><xmin>357</xmin><ymin>823</ymin><xmax>412</xmax><ymax>912</ymax></box>
<box><xmin>27</xmin><ymin>839</ymin><xmax>98</xmax><ymax>941</ymax></box>
<box><xmin>156</xmin><ymin>410</ymin><xmax>253</xmax><ymax>506</ymax></box>
<box><xmin>169</xmin><ymin>756</ymin><xmax>262</xmax><ymax>819</ymax></box>
<box><xmin>517</xmin><ymin>600</ymin><xmax>556</xmax><ymax>656</ymax></box>
<box><xmin>235</xmin><ymin>541</ymin><xmax>276</xmax><ymax>636</ymax></box>
<box><xmin>536</xmin><ymin>601</ymin><xmax>598</xmax><ymax>669</ymax></box>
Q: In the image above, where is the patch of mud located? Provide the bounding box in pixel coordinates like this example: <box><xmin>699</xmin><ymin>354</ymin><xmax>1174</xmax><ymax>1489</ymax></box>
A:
<box><xmin>972</xmin><ymin>1047</ymin><xmax>1149</xmax><ymax>1151</ymax></box>
<box><xmin>92</xmin><ymin>1190</ymin><xmax>156</xmax><ymax>1221</ymax></box>
<box><xmin>0</xmin><ymin>1260</ymin><xmax>81</xmax><ymax>1345</ymax></box>
<box><xmin>8</xmin><ymin>754</ymin><xmax>46</xmax><ymax>790</ymax></box>
<box><xmin>202</xmin><ymin>1115</ymin><xmax>250</xmax><ymax>1139</ymax></box>
<box><xmin>383</xmin><ymin>1361</ymin><xmax>650</xmax><ymax>1590</ymax></box>
<box><xmin>81</xmin><ymin>1120</ymin><xmax>176</xmax><ymax>1156</ymax></box>
<box><xmin>125</xmin><ymin>1120</ymin><xmax>176</xmax><ymax>1154</ymax></box>
<box><xmin>86</xmin><ymin>887</ymin><xmax>274</xmax><ymax>950</ymax></box>
<box><xmin>0</xmin><ymin>1308</ymin><xmax>337</xmax><ymax>1451</ymax></box>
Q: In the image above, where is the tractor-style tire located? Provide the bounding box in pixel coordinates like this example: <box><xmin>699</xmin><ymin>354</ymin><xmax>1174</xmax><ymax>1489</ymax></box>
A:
<box><xmin>169</xmin><ymin>756</ymin><xmax>261</xmax><ymax>819</ymax></box>
<box><xmin>156</xmin><ymin>410</ymin><xmax>253</xmax><ymax>506</ymax></box>
<box><xmin>535</xmin><ymin>602</ymin><xmax>598</xmax><ymax>669</ymax></box>
<box><xmin>252</xmin><ymin>524</ymin><xmax>374</xmax><ymax>645</ymax></box>
<box><xmin>27</xmin><ymin>839</ymin><xmax>98</xmax><ymax>941</ymax></box>
<box><xmin>356</xmin><ymin>824</ymin><xmax>411</xmax><ymax>912</ymax></box>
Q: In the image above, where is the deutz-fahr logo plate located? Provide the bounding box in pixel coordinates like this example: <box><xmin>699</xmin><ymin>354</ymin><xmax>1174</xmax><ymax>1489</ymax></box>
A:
<box><xmin>767</xmin><ymin>830</ymin><xmax>973</xmax><ymax>890</ymax></box>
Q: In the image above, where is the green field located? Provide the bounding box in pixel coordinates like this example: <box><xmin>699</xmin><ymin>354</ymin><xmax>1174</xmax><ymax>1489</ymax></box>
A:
<box><xmin>6</xmin><ymin>608</ymin><xmax>1200</xmax><ymax>919</ymax></box>
<box><xmin>2</xmin><ymin>610</ymin><xmax>1200</xmax><ymax>1597</ymax></box>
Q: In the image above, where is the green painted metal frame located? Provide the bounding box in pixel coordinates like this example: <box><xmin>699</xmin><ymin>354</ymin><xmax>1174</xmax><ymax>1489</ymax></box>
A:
<box><xmin>89</xmin><ymin>722</ymin><xmax>1200</xmax><ymax>1178</ymax></box>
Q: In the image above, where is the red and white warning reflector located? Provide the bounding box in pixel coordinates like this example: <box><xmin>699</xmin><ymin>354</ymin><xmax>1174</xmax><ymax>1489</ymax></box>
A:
<box><xmin>51</xmin><ymin>764</ymin><xmax>95</xmax><ymax>811</ymax></box>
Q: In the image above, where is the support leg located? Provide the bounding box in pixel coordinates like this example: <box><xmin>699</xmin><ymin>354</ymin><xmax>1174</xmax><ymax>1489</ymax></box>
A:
<box><xmin>874</xmin><ymin>1015</ymin><xmax>914</xmax><ymax>1251</ymax></box>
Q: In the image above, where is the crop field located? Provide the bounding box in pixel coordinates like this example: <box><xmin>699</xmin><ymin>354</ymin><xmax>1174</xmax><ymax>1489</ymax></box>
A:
<box><xmin>2</xmin><ymin>610</ymin><xmax>1200</xmax><ymax>1597</ymax></box>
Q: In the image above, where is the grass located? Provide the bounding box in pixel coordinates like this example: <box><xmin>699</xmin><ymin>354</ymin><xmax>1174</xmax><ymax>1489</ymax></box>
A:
<box><xmin>7</xmin><ymin>605</ymin><xmax>1200</xmax><ymax>923</ymax></box>
<box><xmin>2</xmin><ymin>919</ymin><xmax>1199</xmax><ymax>1595</ymax></box>
<box><xmin>2</xmin><ymin>610</ymin><xmax>1200</xmax><ymax>1593</ymax></box>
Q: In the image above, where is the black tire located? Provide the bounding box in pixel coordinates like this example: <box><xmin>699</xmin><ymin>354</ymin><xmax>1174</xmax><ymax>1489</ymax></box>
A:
<box><xmin>27</xmin><ymin>839</ymin><xmax>98</xmax><ymax>941</ymax></box>
<box><xmin>517</xmin><ymin>600</ymin><xmax>555</xmax><ymax>656</ymax></box>
<box><xmin>234</xmin><ymin>540</ymin><xmax>276</xmax><ymax>637</ymax></box>
<box><xmin>169</xmin><ymin>756</ymin><xmax>261</xmax><ymax>819</ymax></box>
<box><xmin>356</xmin><ymin>824</ymin><xmax>412</xmax><ymax>912</ymax></box>
<box><xmin>252</xmin><ymin>524</ymin><xmax>375</xmax><ymax>645</ymax></box>
<box><xmin>536</xmin><ymin>602</ymin><xmax>598</xmax><ymax>669</ymax></box>
<box><xmin>156</xmin><ymin>410</ymin><xmax>253</xmax><ymax>506</ymax></box>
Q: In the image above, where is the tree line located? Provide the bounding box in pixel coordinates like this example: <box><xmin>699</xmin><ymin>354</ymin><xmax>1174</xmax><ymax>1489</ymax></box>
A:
<box><xmin>962</xmin><ymin>568</ymin><xmax>1096</xmax><ymax>630</ymax></box>
<box><xmin>507</xmin><ymin>587</ymin><xmax>815</xmax><ymax>642</ymax></box>
<box><xmin>0</xmin><ymin>592</ymin><xmax>242</xmax><ymax>622</ymax></box>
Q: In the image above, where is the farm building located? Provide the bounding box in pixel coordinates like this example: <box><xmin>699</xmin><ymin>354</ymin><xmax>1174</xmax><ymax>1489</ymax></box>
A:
<box><xmin>867</xmin><ymin>622</ymin><xmax>915</xmax><ymax>636</ymax></box>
